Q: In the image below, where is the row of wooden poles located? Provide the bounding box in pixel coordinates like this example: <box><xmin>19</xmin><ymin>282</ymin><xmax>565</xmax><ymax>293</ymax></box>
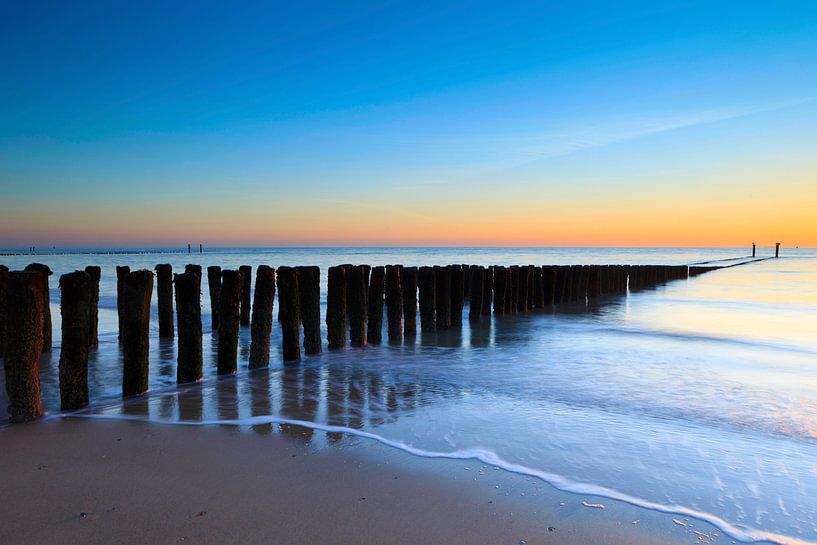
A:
<box><xmin>1</xmin><ymin>262</ymin><xmax>700</xmax><ymax>423</ymax></box>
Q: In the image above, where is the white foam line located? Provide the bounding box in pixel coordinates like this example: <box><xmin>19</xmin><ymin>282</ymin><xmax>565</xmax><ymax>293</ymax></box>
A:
<box><xmin>70</xmin><ymin>412</ymin><xmax>812</xmax><ymax>545</ymax></box>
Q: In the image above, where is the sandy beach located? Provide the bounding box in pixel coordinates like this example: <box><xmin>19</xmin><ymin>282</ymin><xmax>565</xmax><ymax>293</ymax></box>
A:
<box><xmin>0</xmin><ymin>416</ymin><xmax>714</xmax><ymax>545</ymax></box>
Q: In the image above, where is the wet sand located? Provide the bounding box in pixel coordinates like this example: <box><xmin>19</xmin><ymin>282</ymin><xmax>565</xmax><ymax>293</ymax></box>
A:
<box><xmin>0</xmin><ymin>417</ymin><xmax>720</xmax><ymax>545</ymax></box>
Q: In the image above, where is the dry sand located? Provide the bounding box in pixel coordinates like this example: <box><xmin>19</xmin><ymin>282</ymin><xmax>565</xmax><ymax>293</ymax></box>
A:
<box><xmin>0</xmin><ymin>417</ymin><xmax>709</xmax><ymax>545</ymax></box>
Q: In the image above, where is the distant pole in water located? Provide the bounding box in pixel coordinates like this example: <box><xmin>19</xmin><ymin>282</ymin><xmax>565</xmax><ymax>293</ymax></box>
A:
<box><xmin>326</xmin><ymin>266</ymin><xmax>347</xmax><ymax>349</ymax></box>
<box><xmin>249</xmin><ymin>266</ymin><xmax>276</xmax><ymax>368</ymax></box>
<box><xmin>174</xmin><ymin>271</ymin><xmax>202</xmax><ymax>384</ymax></box>
<box><xmin>59</xmin><ymin>271</ymin><xmax>91</xmax><ymax>410</ymax></box>
<box><xmin>217</xmin><ymin>270</ymin><xmax>243</xmax><ymax>375</ymax></box>
<box><xmin>775</xmin><ymin>242</ymin><xmax>781</xmax><ymax>258</ymax></box>
<box><xmin>752</xmin><ymin>243</ymin><xmax>756</xmax><ymax>257</ymax></box>
<box><xmin>116</xmin><ymin>266</ymin><xmax>130</xmax><ymax>340</ymax></box>
<box><xmin>434</xmin><ymin>265</ymin><xmax>452</xmax><ymax>330</ymax></box>
<box><xmin>84</xmin><ymin>266</ymin><xmax>101</xmax><ymax>347</ymax></box>
<box><xmin>0</xmin><ymin>265</ymin><xmax>8</xmax><ymax>358</ymax></box>
<box><xmin>155</xmin><ymin>264</ymin><xmax>174</xmax><ymax>338</ymax></box>
<box><xmin>121</xmin><ymin>270</ymin><xmax>154</xmax><ymax>397</ymax></box>
<box><xmin>297</xmin><ymin>266</ymin><xmax>321</xmax><ymax>355</ymax></box>
<box><xmin>199</xmin><ymin>243</ymin><xmax>202</xmax><ymax>254</ymax></box>
<box><xmin>239</xmin><ymin>265</ymin><xmax>252</xmax><ymax>326</ymax></box>
<box><xmin>385</xmin><ymin>265</ymin><xmax>403</xmax><ymax>342</ymax></box>
<box><xmin>418</xmin><ymin>266</ymin><xmax>436</xmax><ymax>333</ymax></box>
<box><xmin>449</xmin><ymin>264</ymin><xmax>464</xmax><ymax>327</ymax></box>
<box><xmin>347</xmin><ymin>265</ymin><xmax>368</xmax><ymax>347</ymax></box>
<box><xmin>187</xmin><ymin>243</ymin><xmax>191</xmax><ymax>254</ymax></box>
<box><xmin>367</xmin><ymin>266</ymin><xmax>385</xmax><ymax>344</ymax></box>
<box><xmin>469</xmin><ymin>266</ymin><xmax>484</xmax><ymax>321</ymax></box>
<box><xmin>207</xmin><ymin>266</ymin><xmax>221</xmax><ymax>330</ymax></box>
<box><xmin>23</xmin><ymin>263</ymin><xmax>53</xmax><ymax>352</ymax></box>
<box><xmin>4</xmin><ymin>271</ymin><xmax>45</xmax><ymax>422</ymax></box>
<box><xmin>402</xmin><ymin>266</ymin><xmax>418</xmax><ymax>337</ymax></box>
<box><xmin>277</xmin><ymin>266</ymin><xmax>301</xmax><ymax>362</ymax></box>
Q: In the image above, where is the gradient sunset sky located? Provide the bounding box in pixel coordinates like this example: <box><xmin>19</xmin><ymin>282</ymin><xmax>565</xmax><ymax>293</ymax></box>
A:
<box><xmin>1</xmin><ymin>1</ymin><xmax>815</xmax><ymax>247</ymax></box>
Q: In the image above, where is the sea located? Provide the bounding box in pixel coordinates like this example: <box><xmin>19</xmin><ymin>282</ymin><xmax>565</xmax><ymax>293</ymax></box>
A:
<box><xmin>1</xmin><ymin>246</ymin><xmax>815</xmax><ymax>545</ymax></box>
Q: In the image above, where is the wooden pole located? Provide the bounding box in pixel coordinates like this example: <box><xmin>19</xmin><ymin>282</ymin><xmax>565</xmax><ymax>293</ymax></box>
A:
<box><xmin>83</xmin><ymin>266</ymin><xmax>101</xmax><ymax>347</ymax></box>
<box><xmin>297</xmin><ymin>266</ymin><xmax>321</xmax><ymax>355</ymax></box>
<box><xmin>462</xmin><ymin>264</ymin><xmax>470</xmax><ymax>299</ymax></box>
<box><xmin>23</xmin><ymin>263</ymin><xmax>52</xmax><ymax>352</ymax></box>
<box><xmin>542</xmin><ymin>266</ymin><xmax>556</xmax><ymax>306</ymax></box>
<box><xmin>175</xmin><ymin>271</ymin><xmax>203</xmax><ymax>383</ymax></box>
<box><xmin>207</xmin><ymin>265</ymin><xmax>221</xmax><ymax>330</ymax></box>
<box><xmin>155</xmin><ymin>264</ymin><xmax>174</xmax><ymax>338</ymax></box>
<box><xmin>434</xmin><ymin>265</ymin><xmax>452</xmax><ymax>330</ymax></box>
<box><xmin>59</xmin><ymin>271</ymin><xmax>91</xmax><ymax>410</ymax></box>
<box><xmin>0</xmin><ymin>265</ymin><xmax>7</xmax><ymax>358</ymax></box>
<box><xmin>249</xmin><ymin>265</ymin><xmax>276</xmax><ymax>368</ymax></box>
<box><xmin>401</xmin><ymin>266</ymin><xmax>418</xmax><ymax>337</ymax></box>
<box><xmin>418</xmin><ymin>266</ymin><xmax>436</xmax><ymax>333</ymax></box>
<box><xmin>217</xmin><ymin>270</ymin><xmax>243</xmax><ymax>375</ymax></box>
<box><xmin>493</xmin><ymin>266</ymin><xmax>507</xmax><ymax>315</ymax></box>
<box><xmin>122</xmin><ymin>270</ymin><xmax>154</xmax><ymax>397</ymax></box>
<box><xmin>239</xmin><ymin>265</ymin><xmax>252</xmax><ymax>326</ymax></box>
<box><xmin>326</xmin><ymin>266</ymin><xmax>347</xmax><ymax>349</ymax></box>
<box><xmin>185</xmin><ymin>264</ymin><xmax>202</xmax><ymax>277</ymax></box>
<box><xmin>775</xmin><ymin>242</ymin><xmax>780</xmax><ymax>258</ymax></box>
<box><xmin>116</xmin><ymin>265</ymin><xmax>130</xmax><ymax>340</ymax></box>
<box><xmin>482</xmin><ymin>266</ymin><xmax>493</xmax><ymax>316</ymax></box>
<box><xmin>367</xmin><ymin>266</ymin><xmax>385</xmax><ymax>344</ymax></box>
<box><xmin>469</xmin><ymin>266</ymin><xmax>484</xmax><ymax>321</ymax></box>
<box><xmin>517</xmin><ymin>266</ymin><xmax>530</xmax><ymax>312</ymax></box>
<box><xmin>752</xmin><ymin>243</ymin><xmax>756</xmax><ymax>257</ymax></box>
<box><xmin>532</xmin><ymin>266</ymin><xmax>544</xmax><ymax>309</ymax></box>
<box><xmin>385</xmin><ymin>265</ymin><xmax>403</xmax><ymax>342</ymax></box>
<box><xmin>347</xmin><ymin>265</ymin><xmax>368</xmax><ymax>347</ymax></box>
<box><xmin>4</xmin><ymin>272</ymin><xmax>44</xmax><ymax>421</ymax></box>
<box><xmin>449</xmin><ymin>264</ymin><xmax>464</xmax><ymax>327</ymax></box>
<box><xmin>277</xmin><ymin>266</ymin><xmax>301</xmax><ymax>362</ymax></box>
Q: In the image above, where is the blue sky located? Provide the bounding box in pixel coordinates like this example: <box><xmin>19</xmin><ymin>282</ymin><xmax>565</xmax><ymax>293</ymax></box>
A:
<box><xmin>1</xmin><ymin>0</ymin><xmax>816</xmax><ymax>246</ymax></box>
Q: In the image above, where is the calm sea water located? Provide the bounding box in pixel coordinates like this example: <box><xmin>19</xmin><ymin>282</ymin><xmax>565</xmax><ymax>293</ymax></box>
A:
<box><xmin>1</xmin><ymin>247</ymin><xmax>816</xmax><ymax>544</ymax></box>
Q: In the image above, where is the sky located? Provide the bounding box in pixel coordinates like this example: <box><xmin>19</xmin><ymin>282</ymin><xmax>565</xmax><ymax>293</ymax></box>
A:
<box><xmin>1</xmin><ymin>0</ymin><xmax>816</xmax><ymax>248</ymax></box>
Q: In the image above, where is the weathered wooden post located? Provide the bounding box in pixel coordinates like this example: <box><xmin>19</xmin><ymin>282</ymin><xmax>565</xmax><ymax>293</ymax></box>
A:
<box><xmin>4</xmin><ymin>272</ymin><xmax>44</xmax><ymax>421</ymax></box>
<box><xmin>116</xmin><ymin>265</ymin><xmax>130</xmax><ymax>339</ymax></box>
<box><xmin>297</xmin><ymin>266</ymin><xmax>321</xmax><ymax>355</ymax></box>
<box><xmin>154</xmin><ymin>264</ymin><xmax>174</xmax><ymax>338</ymax></box>
<box><xmin>434</xmin><ymin>265</ymin><xmax>452</xmax><ymax>330</ymax></box>
<box><xmin>481</xmin><ymin>266</ymin><xmax>493</xmax><ymax>316</ymax></box>
<box><xmin>207</xmin><ymin>265</ymin><xmax>221</xmax><ymax>330</ymax></box>
<box><xmin>450</xmin><ymin>264</ymin><xmax>464</xmax><ymax>327</ymax></box>
<box><xmin>508</xmin><ymin>266</ymin><xmax>519</xmax><ymax>313</ymax></box>
<box><xmin>462</xmin><ymin>264</ymin><xmax>470</xmax><ymax>299</ymax></box>
<box><xmin>122</xmin><ymin>270</ymin><xmax>154</xmax><ymax>397</ymax></box>
<box><xmin>493</xmin><ymin>266</ymin><xmax>507</xmax><ymax>315</ymax></box>
<box><xmin>249</xmin><ymin>265</ymin><xmax>275</xmax><ymax>368</ymax></box>
<box><xmin>385</xmin><ymin>265</ymin><xmax>403</xmax><ymax>342</ymax></box>
<box><xmin>418</xmin><ymin>266</ymin><xmax>436</xmax><ymax>333</ymax></box>
<box><xmin>532</xmin><ymin>266</ymin><xmax>544</xmax><ymax>309</ymax></box>
<box><xmin>557</xmin><ymin>265</ymin><xmax>571</xmax><ymax>304</ymax></box>
<box><xmin>277</xmin><ymin>266</ymin><xmax>301</xmax><ymax>362</ymax></box>
<box><xmin>587</xmin><ymin>265</ymin><xmax>600</xmax><ymax>298</ymax></box>
<box><xmin>239</xmin><ymin>265</ymin><xmax>252</xmax><ymax>326</ymax></box>
<box><xmin>526</xmin><ymin>266</ymin><xmax>535</xmax><ymax>310</ymax></box>
<box><xmin>517</xmin><ymin>266</ymin><xmax>530</xmax><ymax>312</ymax></box>
<box><xmin>24</xmin><ymin>263</ymin><xmax>52</xmax><ymax>352</ymax></box>
<box><xmin>469</xmin><ymin>266</ymin><xmax>484</xmax><ymax>321</ymax></box>
<box><xmin>217</xmin><ymin>270</ymin><xmax>243</xmax><ymax>375</ymax></box>
<box><xmin>367</xmin><ymin>266</ymin><xmax>385</xmax><ymax>344</ymax></box>
<box><xmin>185</xmin><ymin>264</ymin><xmax>202</xmax><ymax>277</ymax></box>
<box><xmin>542</xmin><ymin>266</ymin><xmax>556</xmax><ymax>306</ymax></box>
<box><xmin>83</xmin><ymin>266</ymin><xmax>101</xmax><ymax>347</ymax></box>
<box><xmin>327</xmin><ymin>266</ymin><xmax>347</xmax><ymax>349</ymax></box>
<box><xmin>776</xmin><ymin>242</ymin><xmax>781</xmax><ymax>258</ymax></box>
<box><xmin>347</xmin><ymin>265</ymin><xmax>368</xmax><ymax>347</ymax></box>
<box><xmin>175</xmin><ymin>271</ymin><xmax>203</xmax><ymax>383</ymax></box>
<box><xmin>752</xmin><ymin>243</ymin><xmax>756</xmax><ymax>257</ymax></box>
<box><xmin>59</xmin><ymin>271</ymin><xmax>91</xmax><ymax>410</ymax></box>
<box><xmin>402</xmin><ymin>266</ymin><xmax>418</xmax><ymax>337</ymax></box>
<box><xmin>0</xmin><ymin>265</ymin><xmax>7</xmax><ymax>358</ymax></box>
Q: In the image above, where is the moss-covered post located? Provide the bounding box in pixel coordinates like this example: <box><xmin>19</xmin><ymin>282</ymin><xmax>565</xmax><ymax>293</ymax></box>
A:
<box><xmin>277</xmin><ymin>266</ymin><xmax>301</xmax><ymax>362</ymax></box>
<box><xmin>367</xmin><ymin>266</ymin><xmax>385</xmax><ymax>344</ymax></box>
<box><xmin>493</xmin><ymin>266</ymin><xmax>507</xmax><ymax>315</ymax></box>
<box><xmin>122</xmin><ymin>270</ymin><xmax>154</xmax><ymax>397</ymax></box>
<box><xmin>207</xmin><ymin>265</ymin><xmax>221</xmax><ymax>330</ymax></box>
<box><xmin>116</xmin><ymin>265</ymin><xmax>130</xmax><ymax>339</ymax></box>
<box><xmin>239</xmin><ymin>265</ymin><xmax>252</xmax><ymax>326</ymax></box>
<box><xmin>59</xmin><ymin>271</ymin><xmax>91</xmax><ymax>410</ymax></box>
<box><xmin>4</xmin><ymin>271</ymin><xmax>44</xmax><ymax>421</ymax></box>
<box><xmin>217</xmin><ymin>270</ymin><xmax>243</xmax><ymax>375</ymax></box>
<box><xmin>434</xmin><ymin>265</ymin><xmax>451</xmax><ymax>330</ymax></box>
<box><xmin>469</xmin><ymin>266</ymin><xmax>484</xmax><ymax>321</ymax></box>
<box><xmin>154</xmin><ymin>264</ymin><xmax>174</xmax><ymax>338</ymax></box>
<box><xmin>385</xmin><ymin>265</ymin><xmax>403</xmax><ymax>342</ymax></box>
<box><xmin>83</xmin><ymin>266</ymin><xmax>101</xmax><ymax>347</ymax></box>
<box><xmin>297</xmin><ymin>266</ymin><xmax>321</xmax><ymax>355</ymax></box>
<box><xmin>0</xmin><ymin>265</ymin><xmax>7</xmax><ymax>358</ymax></box>
<box><xmin>401</xmin><ymin>266</ymin><xmax>418</xmax><ymax>338</ymax></box>
<box><xmin>450</xmin><ymin>264</ymin><xmax>464</xmax><ymax>327</ymax></box>
<box><xmin>175</xmin><ymin>271</ymin><xmax>202</xmax><ymax>384</ymax></box>
<box><xmin>249</xmin><ymin>265</ymin><xmax>275</xmax><ymax>369</ymax></box>
<box><xmin>418</xmin><ymin>266</ymin><xmax>436</xmax><ymax>333</ymax></box>
<box><xmin>326</xmin><ymin>266</ymin><xmax>347</xmax><ymax>349</ymax></box>
<box><xmin>347</xmin><ymin>265</ymin><xmax>368</xmax><ymax>347</ymax></box>
<box><xmin>23</xmin><ymin>263</ymin><xmax>52</xmax><ymax>352</ymax></box>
